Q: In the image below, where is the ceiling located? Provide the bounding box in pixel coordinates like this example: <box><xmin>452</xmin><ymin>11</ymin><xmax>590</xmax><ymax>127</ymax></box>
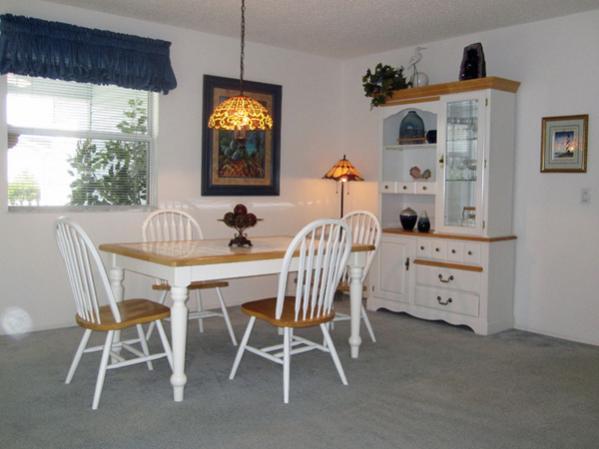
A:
<box><xmin>44</xmin><ymin>0</ymin><xmax>599</xmax><ymax>58</ymax></box>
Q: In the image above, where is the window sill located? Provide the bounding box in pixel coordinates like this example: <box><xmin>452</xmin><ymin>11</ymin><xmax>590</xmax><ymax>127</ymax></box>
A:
<box><xmin>7</xmin><ymin>205</ymin><xmax>156</xmax><ymax>214</ymax></box>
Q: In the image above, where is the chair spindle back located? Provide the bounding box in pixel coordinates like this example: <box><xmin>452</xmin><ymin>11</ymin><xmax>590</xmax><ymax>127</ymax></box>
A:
<box><xmin>142</xmin><ymin>209</ymin><xmax>203</xmax><ymax>242</ymax></box>
<box><xmin>276</xmin><ymin>219</ymin><xmax>352</xmax><ymax>322</ymax></box>
<box><xmin>56</xmin><ymin>218</ymin><xmax>120</xmax><ymax>324</ymax></box>
<box><xmin>342</xmin><ymin>211</ymin><xmax>381</xmax><ymax>283</ymax></box>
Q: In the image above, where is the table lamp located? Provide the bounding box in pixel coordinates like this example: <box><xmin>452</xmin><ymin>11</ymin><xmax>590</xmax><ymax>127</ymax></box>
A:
<box><xmin>323</xmin><ymin>155</ymin><xmax>364</xmax><ymax>218</ymax></box>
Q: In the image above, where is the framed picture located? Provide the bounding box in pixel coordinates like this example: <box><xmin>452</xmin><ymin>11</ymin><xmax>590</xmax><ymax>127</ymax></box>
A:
<box><xmin>202</xmin><ymin>75</ymin><xmax>282</xmax><ymax>195</ymax></box>
<box><xmin>540</xmin><ymin>114</ymin><xmax>588</xmax><ymax>173</ymax></box>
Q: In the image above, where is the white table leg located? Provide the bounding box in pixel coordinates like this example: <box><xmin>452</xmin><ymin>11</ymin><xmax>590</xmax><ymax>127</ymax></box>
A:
<box><xmin>348</xmin><ymin>265</ymin><xmax>364</xmax><ymax>359</ymax></box>
<box><xmin>109</xmin><ymin>266</ymin><xmax>124</xmax><ymax>359</ymax></box>
<box><xmin>170</xmin><ymin>285</ymin><xmax>189</xmax><ymax>402</ymax></box>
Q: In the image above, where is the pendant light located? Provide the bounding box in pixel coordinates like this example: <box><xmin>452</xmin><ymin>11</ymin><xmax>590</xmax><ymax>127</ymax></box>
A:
<box><xmin>208</xmin><ymin>0</ymin><xmax>273</xmax><ymax>134</ymax></box>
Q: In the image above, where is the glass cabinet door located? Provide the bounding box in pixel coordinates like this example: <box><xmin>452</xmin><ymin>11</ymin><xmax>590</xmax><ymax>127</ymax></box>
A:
<box><xmin>443</xmin><ymin>98</ymin><xmax>481</xmax><ymax>229</ymax></box>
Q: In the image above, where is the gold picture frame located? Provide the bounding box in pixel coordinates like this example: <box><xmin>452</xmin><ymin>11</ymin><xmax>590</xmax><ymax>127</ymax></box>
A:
<box><xmin>540</xmin><ymin>114</ymin><xmax>588</xmax><ymax>173</ymax></box>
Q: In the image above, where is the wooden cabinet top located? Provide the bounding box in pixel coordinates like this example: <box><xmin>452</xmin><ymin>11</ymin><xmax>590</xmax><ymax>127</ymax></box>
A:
<box><xmin>383</xmin><ymin>76</ymin><xmax>520</xmax><ymax>106</ymax></box>
<box><xmin>383</xmin><ymin>228</ymin><xmax>516</xmax><ymax>243</ymax></box>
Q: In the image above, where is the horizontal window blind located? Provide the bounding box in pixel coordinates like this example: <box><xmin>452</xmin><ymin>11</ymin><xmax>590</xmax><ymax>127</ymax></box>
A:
<box><xmin>6</xmin><ymin>74</ymin><xmax>152</xmax><ymax>208</ymax></box>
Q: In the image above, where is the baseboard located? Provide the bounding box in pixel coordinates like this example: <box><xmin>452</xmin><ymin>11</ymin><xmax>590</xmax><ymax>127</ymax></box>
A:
<box><xmin>514</xmin><ymin>324</ymin><xmax>599</xmax><ymax>347</ymax></box>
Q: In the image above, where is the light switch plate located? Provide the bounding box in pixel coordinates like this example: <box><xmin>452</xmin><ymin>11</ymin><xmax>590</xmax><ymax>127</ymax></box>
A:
<box><xmin>581</xmin><ymin>188</ymin><xmax>591</xmax><ymax>204</ymax></box>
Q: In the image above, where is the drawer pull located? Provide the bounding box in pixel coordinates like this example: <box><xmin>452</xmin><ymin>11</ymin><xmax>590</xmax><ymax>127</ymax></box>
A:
<box><xmin>422</xmin><ymin>186</ymin><xmax>427</xmax><ymax>191</ymax></box>
<box><xmin>402</xmin><ymin>185</ymin><xmax>407</xmax><ymax>190</ymax></box>
<box><xmin>467</xmin><ymin>251</ymin><xmax>473</xmax><ymax>255</ymax></box>
<box><xmin>451</xmin><ymin>249</ymin><xmax>456</xmax><ymax>254</ymax></box>
<box><xmin>436</xmin><ymin>296</ymin><xmax>453</xmax><ymax>305</ymax></box>
<box><xmin>435</xmin><ymin>248</ymin><xmax>440</xmax><ymax>252</ymax></box>
<box><xmin>384</xmin><ymin>185</ymin><xmax>389</xmax><ymax>190</ymax></box>
<box><xmin>438</xmin><ymin>274</ymin><xmax>454</xmax><ymax>283</ymax></box>
<box><xmin>420</xmin><ymin>245</ymin><xmax>425</xmax><ymax>250</ymax></box>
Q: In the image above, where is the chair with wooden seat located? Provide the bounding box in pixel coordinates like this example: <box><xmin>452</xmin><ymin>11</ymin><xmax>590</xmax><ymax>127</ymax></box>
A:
<box><xmin>332</xmin><ymin>210</ymin><xmax>381</xmax><ymax>342</ymax></box>
<box><xmin>142</xmin><ymin>209</ymin><xmax>237</xmax><ymax>345</ymax></box>
<box><xmin>229</xmin><ymin>219</ymin><xmax>352</xmax><ymax>403</ymax></box>
<box><xmin>56</xmin><ymin>218</ymin><xmax>173</xmax><ymax>410</ymax></box>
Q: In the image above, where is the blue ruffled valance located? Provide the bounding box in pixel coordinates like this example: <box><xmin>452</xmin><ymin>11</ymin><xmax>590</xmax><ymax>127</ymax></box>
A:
<box><xmin>0</xmin><ymin>14</ymin><xmax>177</xmax><ymax>94</ymax></box>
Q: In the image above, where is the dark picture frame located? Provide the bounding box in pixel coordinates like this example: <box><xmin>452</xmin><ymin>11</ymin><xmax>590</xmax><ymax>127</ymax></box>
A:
<box><xmin>202</xmin><ymin>75</ymin><xmax>282</xmax><ymax>196</ymax></box>
<box><xmin>540</xmin><ymin>114</ymin><xmax>588</xmax><ymax>173</ymax></box>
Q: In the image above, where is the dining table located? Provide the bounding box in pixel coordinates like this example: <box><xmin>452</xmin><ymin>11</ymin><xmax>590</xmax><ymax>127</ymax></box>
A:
<box><xmin>99</xmin><ymin>236</ymin><xmax>374</xmax><ymax>402</ymax></box>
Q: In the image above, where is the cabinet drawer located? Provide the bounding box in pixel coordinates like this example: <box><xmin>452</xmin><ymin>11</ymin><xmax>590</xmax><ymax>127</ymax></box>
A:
<box><xmin>464</xmin><ymin>243</ymin><xmax>481</xmax><ymax>264</ymax></box>
<box><xmin>430</xmin><ymin>240</ymin><xmax>447</xmax><ymax>260</ymax></box>
<box><xmin>416</xmin><ymin>239</ymin><xmax>431</xmax><ymax>258</ymax></box>
<box><xmin>415</xmin><ymin>286</ymin><xmax>479</xmax><ymax>317</ymax></box>
<box><xmin>415</xmin><ymin>264</ymin><xmax>481</xmax><ymax>294</ymax></box>
<box><xmin>381</xmin><ymin>182</ymin><xmax>397</xmax><ymax>193</ymax></box>
<box><xmin>446</xmin><ymin>241</ymin><xmax>464</xmax><ymax>262</ymax></box>
<box><xmin>415</xmin><ymin>182</ymin><xmax>435</xmax><ymax>194</ymax></box>
<box><xmin>397</xmin><ymin>182</ymin><xmax>415</xmax><ymax>194</ymax></box>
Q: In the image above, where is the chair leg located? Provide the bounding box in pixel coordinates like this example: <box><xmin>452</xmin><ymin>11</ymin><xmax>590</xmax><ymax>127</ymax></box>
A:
<box><xmin>92</xmin><ymin>331</ymin><xmax>114</xmax><ymax>410</ymax></box>
<box><xmin>322</xmin><ymin>322</ymin><xmax>331</xmax><ymax>348</ymax></box>
<box><xmin>155</xmin><ymin>320</ymin><xmax>174</xmax><ymax>371</ymax></box>
<box><xmin>283</xmin><ymin>327</ymin><xmax>291</xmax><ymax>404</ymax></box>
<box><xmin>216</xmin><ymin>287</ymin><xmax>237</xmax><ymax>346</ymax></box>
<box><xmin>229</xmin><ymin>316</ymin><xmax>255</xmax><ymax>380</ymax></box>
<box><xmin>136</xmin><ymin>324</ymin><xmax>154</xmax><ymax>371</ymax></box>
<box><xmin>320</xmin><ymin>324</ymin><xmax>348</xmax><ymax>386</ymax></box>
<box><xmin>146</xmin><ymin>290</ymin><xmax>168</xmax><ymax>340</ymax></box>
<box><xmin>361</xmin><ymin>304</ymin><xmax>376</xmax><ymax>343</ymax></box>
<box><xmin>196</xmin><ymin>290</ymin><xmax>204</xmax><ymax>334</ymax></box>
<box><xmin>65</xmin><ymin>329</ymin><xmax>92</xmax><ymax>384</ymax></box>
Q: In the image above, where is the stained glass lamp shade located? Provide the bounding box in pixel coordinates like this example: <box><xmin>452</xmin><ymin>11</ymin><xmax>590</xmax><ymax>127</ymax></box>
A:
<box><xmin>208</xmin><ymin>95</ymin><xmax>272</xmax><ymax>131</ymax></box>
<box><xmin>323</xmin><ymin>155</ymin><xmax>364</xmax><ymax>182</ymax></box>
<box><xmin>323</xmin><ymin>155</ymin><xmax>364</xmax><ymax>217</ymax></box>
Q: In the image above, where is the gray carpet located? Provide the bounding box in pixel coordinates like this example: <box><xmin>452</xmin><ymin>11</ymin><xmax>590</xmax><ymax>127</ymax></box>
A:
<box><xmin>1</xmin><ymin>303</ymin><xmax>599</xmax><ymax>449</ymax></box>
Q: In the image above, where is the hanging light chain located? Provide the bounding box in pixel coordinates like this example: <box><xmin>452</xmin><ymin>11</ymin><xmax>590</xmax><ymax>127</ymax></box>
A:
<box><xmin>239</xmin><ymin>0</ymin><xmax>246</xmax><ymax>96</ymax></box>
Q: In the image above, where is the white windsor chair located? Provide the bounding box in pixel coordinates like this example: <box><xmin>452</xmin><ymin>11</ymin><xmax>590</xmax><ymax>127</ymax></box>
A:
<box><xmin>142</xmin><ymin>209</ymin><xmax>237</xmax><ymax>345</ymax></box>
<box><xmin>56</xmin><ymin>218</ymin><xmax>173</xmax><ymax>410</ymax></box>
<box><xmin>333</xmin><ymin>210</ymin><xmax>381</xmax><ymax>342</ymax></box>
<box><xmin>229</xmin><ymin>219</ymin><xmax>352</xmax><ymax>403</ymax></box>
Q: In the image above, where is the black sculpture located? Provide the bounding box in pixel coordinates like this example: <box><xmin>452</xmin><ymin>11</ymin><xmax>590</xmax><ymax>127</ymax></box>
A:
<box><xmin>459</xmin><ymin>43</ymin><xmax>486</xmax><ymax>80</ymax></box>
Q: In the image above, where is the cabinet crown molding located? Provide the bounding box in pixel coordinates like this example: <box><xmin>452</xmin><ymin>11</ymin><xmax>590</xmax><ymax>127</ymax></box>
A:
<box><xmin>383</xmin><ymin>77</ymin><xmax>520</xmax><ymax>106</ymax></box>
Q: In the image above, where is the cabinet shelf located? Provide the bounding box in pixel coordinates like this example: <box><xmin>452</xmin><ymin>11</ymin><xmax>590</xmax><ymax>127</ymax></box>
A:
<box><xmin>384</xmin><ymin>143</ymin><xmax>436</xmax><ymax>151</ymax></box>
<box><xmin>445</xmin><ymin>178</ymin><xmax>477</xmax><ymax>182</ymax></box>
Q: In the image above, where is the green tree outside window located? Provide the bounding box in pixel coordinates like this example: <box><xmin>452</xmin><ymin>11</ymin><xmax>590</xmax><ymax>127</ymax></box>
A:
<box><xmin>68</xmin><ymin>98</ymin><xmax>149</xmax><ymax>206</ymax></box>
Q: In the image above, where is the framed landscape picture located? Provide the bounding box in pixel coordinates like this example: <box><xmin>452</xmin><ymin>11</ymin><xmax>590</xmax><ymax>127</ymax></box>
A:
<box><xmin>202</xmin><ymin>75</ymin><xmax>282</xmax><ymax>195</ymax></box>
<box><xmin>540</xmin><ymin>114</ymin><xmax>588</xmax><ymax>173</ymax></box>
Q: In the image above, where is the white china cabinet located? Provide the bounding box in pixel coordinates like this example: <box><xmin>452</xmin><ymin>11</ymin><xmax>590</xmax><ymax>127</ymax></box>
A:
<box><xmin>369</xmin><ymin>77</ymin><xmax>520</xmax><ymax>335</ymax></box>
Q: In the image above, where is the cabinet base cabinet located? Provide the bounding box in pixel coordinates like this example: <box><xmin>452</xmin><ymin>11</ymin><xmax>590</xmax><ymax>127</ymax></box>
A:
<box><xmin>368</xmin><ymin>232</ymin><xmax>515</xmax><ymax>336</ymax></box>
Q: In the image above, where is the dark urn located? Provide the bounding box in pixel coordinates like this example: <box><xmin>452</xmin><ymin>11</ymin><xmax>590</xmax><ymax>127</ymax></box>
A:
<box><xmin>399</xmin><ymin>207</ymin><xmax>418</xmax><ymax>231</ymax></box>
<box><xmin>417</xmin><ymin>212</ymin><xmax>431</xmax><ymax>233</ymax></box>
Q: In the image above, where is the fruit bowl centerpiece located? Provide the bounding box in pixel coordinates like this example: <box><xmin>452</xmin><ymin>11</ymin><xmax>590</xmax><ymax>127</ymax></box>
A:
<box><xmin>219</xmin><ymin>204</ymin><xmax>262</xmax><ymax>247</ymax></box>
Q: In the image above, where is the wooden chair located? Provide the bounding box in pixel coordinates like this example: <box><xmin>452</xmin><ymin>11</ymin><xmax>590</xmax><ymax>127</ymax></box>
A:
<box><xmin>230</xmin><ymin>219</ymin><xmax>352</xmax><ymax>403</ymax></box>
<box><xmin>142</xmin><ymin>209</ymin><xmax>237</xmax><ymax>345</ymax></box>
<box><xmin>332</xmin><ymin>210</ymin><xmax>381</xmax><ymax>342</ymax></box>
<box><xmin>56</xmin><ymin>218</ymin><xmax>173</xmax><ymax>410</ymax></box>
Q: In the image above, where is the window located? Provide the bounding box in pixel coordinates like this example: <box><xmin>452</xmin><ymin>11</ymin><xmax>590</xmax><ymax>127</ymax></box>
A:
<box><xmin>6</xmin><ymin>74</ymin><xmax>153</xmax><ymax>208</ymax></box>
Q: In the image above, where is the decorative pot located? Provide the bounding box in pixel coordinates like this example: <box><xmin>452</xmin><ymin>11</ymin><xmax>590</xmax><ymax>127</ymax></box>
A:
<box><xmin>399</xmin><ymin>207</ymin><xmax>418</xmax><ymax>231</ymax></box>
<box><xmin>417</xmin><ymin>211</ymin><xmax>431</xmax><ymax>233</ymax></box>
<box><xmin>426</xmin><ymin>130</ymin><xmax>437</xmax><ymax>144</ymax></box>
<box><xmin>412</xmin><ymin>71</ymin><xmax>429</xmax><ymax>87</ymax></box>
<box><xmin>399</xmin><ymin>111</ymin><xmax>425</xmax><ymax>144</ymax></box>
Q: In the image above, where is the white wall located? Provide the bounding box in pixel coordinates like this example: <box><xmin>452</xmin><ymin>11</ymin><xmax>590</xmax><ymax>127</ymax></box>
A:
<box><xmin>2</xmin><ymin>2</ymin><xmax>598</xmax><ymax>347</ymax></box>
<box><xmin>0</xmin><ymin>0</ymin><xmax>345</xmax><ymax>333</ymax></box>
<box><xmin>340</xmin><ymin>10</ymin><xmax>599</xmax><ymax>345</ymax></box>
